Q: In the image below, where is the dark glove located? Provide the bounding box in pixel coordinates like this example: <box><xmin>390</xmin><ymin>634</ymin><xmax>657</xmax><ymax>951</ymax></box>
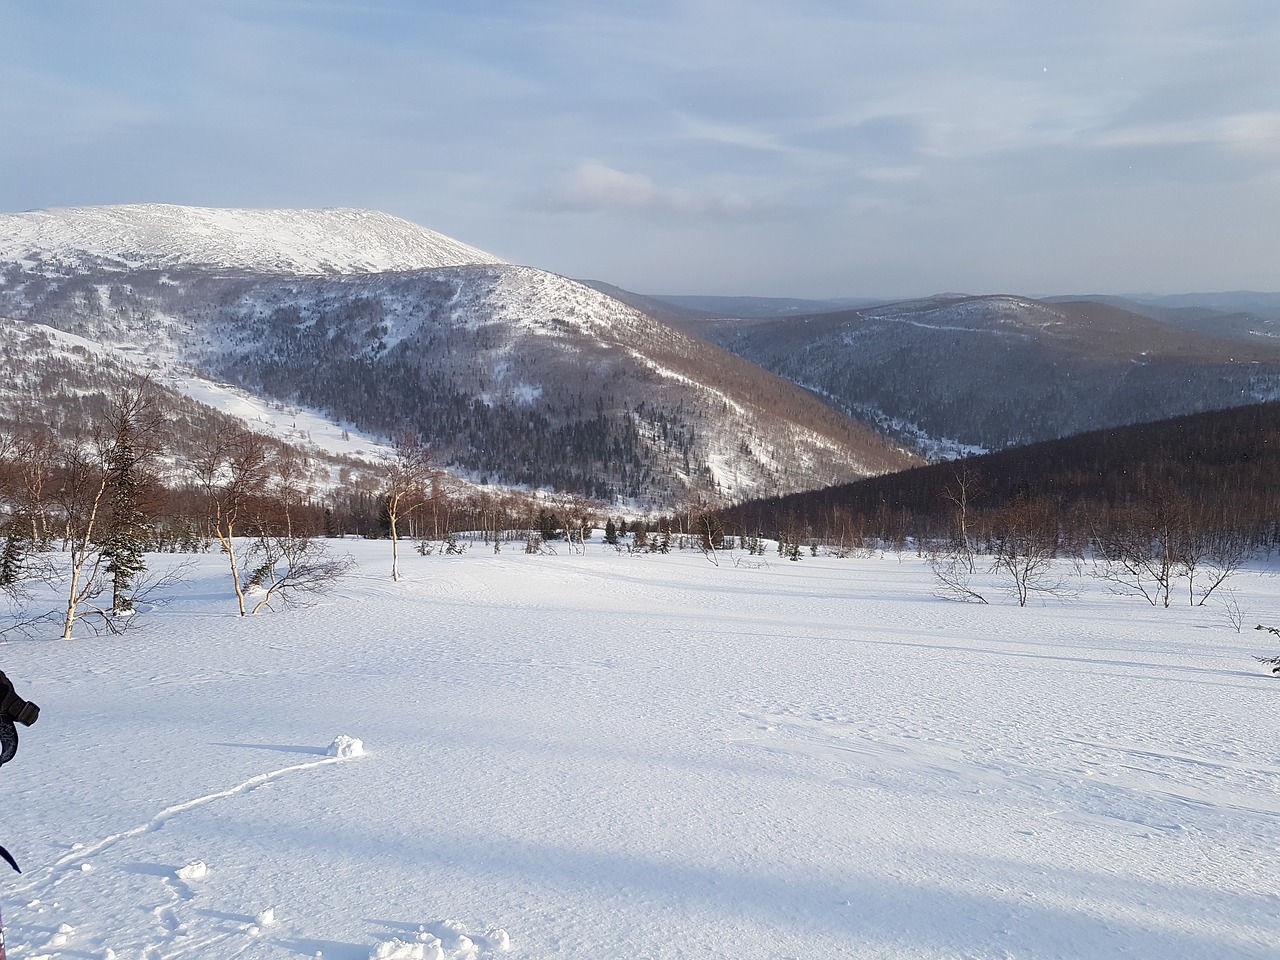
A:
<box><xmin>0</xmin><ymin>671</ymin><xmax>38</xmax><ymax>768</ymax></box>
<box><xmin>0</xmin><ymin>670</ymin><xmax>38</xmax><ymax>725</ymax></box>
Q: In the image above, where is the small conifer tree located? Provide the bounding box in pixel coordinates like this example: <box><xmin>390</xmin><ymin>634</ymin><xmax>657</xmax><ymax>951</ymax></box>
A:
<box><xmin>98</xmin><ymin>396</ymin><xmax>158</xmax><ymax>615</ymax></box>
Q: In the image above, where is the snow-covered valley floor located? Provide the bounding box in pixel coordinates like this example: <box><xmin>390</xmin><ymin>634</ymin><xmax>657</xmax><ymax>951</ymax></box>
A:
<box><xmin>1</xmin><ymin>541</ymin><xmax>1277</xmax><ymax>959</ymax></box>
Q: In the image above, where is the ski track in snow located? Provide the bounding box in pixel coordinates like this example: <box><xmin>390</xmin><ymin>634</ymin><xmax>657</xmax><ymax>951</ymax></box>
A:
<box><xmin>7</xmin><ymin>753</ymin><xmax>360</xmax><ymax>960</ymax></box>
<box><xmin>17</xmin><ymin>756</ymin><xmax>350</xmax><ymax>884</ymax></box>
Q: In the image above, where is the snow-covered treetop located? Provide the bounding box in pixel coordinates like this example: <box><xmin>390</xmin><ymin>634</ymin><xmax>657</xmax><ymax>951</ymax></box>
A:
<box><xmin>0</xmin><ymin>203</ymin><xmax>504</xmax><ymax>275</ymax></box>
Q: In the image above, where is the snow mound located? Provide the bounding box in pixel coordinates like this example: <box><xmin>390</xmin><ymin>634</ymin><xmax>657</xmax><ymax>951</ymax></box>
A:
<box><xmin>0</xmin><ymin>203</ymin><xmax>504</xmax><ymax>275</ymax></box>
<box><xmin>327</xmin><ymin>735</ymin><xmax>366</xmax><ymax>758</ymax></box>
<box><xmin>366</xmin><ymin>920</ymin><xmax>510</xmax><ymax>960</ymax></box>
<box><xmin>370</xmin><ymin>939</ymin><xmax>437</xmax><ymax>960</ymax></box>
<box><xmin>484</xmin><ymin>928</ymin><xmax>512</xmax><ymax>952</ymax></box>
<box><xmin>175</xmin><ymin>860</ymin><xmax>207</xmax><ymax>881</ymax></box>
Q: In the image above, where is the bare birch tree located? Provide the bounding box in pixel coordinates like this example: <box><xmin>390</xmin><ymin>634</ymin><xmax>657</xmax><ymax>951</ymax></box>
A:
<box><xmin>51</xmin><ymin>432</ymin><xmax>112</xmax><ymax>638</ymax></box>
<box><xmin>942</xmin><ymin>463</ymin><xmax>981</xmax><ymax>574</ymax></box>
<box><xmin>189</xmin><ymin>424</ymin><xmax>272</xmax><ymax>616</ymax></box>
<box><xmin>380</xmin><ymin>429</ymin><xmax>436</xmax><ymax>581</ymax></box>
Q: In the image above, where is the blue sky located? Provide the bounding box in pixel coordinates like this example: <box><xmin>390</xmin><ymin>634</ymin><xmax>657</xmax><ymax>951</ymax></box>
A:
<box><xmin>4</xmin><ymin>1</ymin><xmax>1278</xmax><ymax>297</ymax></box>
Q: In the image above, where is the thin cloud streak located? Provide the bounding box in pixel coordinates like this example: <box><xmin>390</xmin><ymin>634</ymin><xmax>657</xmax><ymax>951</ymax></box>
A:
<box><xmin>547</xmin><ymin>162</ymin><xmax>766</xmax><ymax>219</ymax></box>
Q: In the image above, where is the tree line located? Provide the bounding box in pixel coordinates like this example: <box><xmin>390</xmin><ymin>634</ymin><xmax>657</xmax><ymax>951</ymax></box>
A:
<box><xmin>712</xmin><ymin>400</ymin><xmax>1280</xmax><ymax>606</ymax></box>
<box><xmin>0</xmin><ymin>378</ymin><xmax>694</xmax><ymax>638</ymax></box>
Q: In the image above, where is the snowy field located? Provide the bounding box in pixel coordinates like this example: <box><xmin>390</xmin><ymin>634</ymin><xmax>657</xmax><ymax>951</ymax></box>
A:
<box><xmin>1</xmin><ymin>540</ymin><xmax>1277</xmax><ymax>960</ymax></box>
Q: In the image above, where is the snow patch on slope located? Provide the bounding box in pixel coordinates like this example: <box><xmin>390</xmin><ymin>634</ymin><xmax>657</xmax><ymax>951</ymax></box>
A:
<box><xmin>0</xmin><ymin>203</ymin><xmax>504</xmax><ymax>275</ymax></box>
<box><xmin>483</xmin><ymin>266</ymin><xmax>654</xmax><ymax>337</ymax></box>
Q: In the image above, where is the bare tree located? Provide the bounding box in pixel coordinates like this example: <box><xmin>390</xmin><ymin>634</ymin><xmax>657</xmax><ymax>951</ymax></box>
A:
<box><xmin>1254</xmin><ymin>625</ymin><xmax>1280</xmax><ymax>674</ymax></box>
<box><xmin>1091</xmin><ymin>492</ymin><xmax>1190</xmax><ymax>608</ymax></box>
<box><xmin>942</xmin><ymin>463</ymin><xmax>981</xmax><ymax>574</ymax></box>
<box><xmin>380</xmin><ymin>429</ymin><xmax>437</xmax><ymax>581</ymax></box>
<box><xmin>929</xmin><ymin>552</ymin><xmax>989</xmax><ymax>604</ymax></box>
<box><xmin>239</xmin><ymin>531</ymin><xmax>354</xmax><ymax>614</ymax></box>
<box><xmin>4</xmin><ymin>431</ymin><xmax>57</xmax><ymax>550</ymax></box>
<box><xmin>0</xmin><ymin>435</ymin><xmax>57</xmax><ymax>610</ymax></box>
<box><xmin>49</xmin><ymin>429</ymin><xmax>117</xmax><ymax>638</ymax></box>
<box><xmin>189</xmin><ymin>424</ymin><xmax>272</xmax><ymax>616</ymax></box>
<box><xmin>557</xmin><ymin>493</ymin><xmax>600</xmax><ymax>555</ymax></box>
<box><xmin>694</xmin><ymin>513</ymin><xmax>726</xmax><ymax>565</ymax></box>
<box><xmin>989</xmin><ymin>497</ymin><xmax>1071</xmax><ymax>607</ymax></box>
<box><xmin>241</xmin><ymin>447</ymin><xmax>354</xmax><ymax>611</ymax></box>
<box><xmin>1184</xmin><ymin>527</ymin><xmax>1250</xmax><ymax>607</ymax></box>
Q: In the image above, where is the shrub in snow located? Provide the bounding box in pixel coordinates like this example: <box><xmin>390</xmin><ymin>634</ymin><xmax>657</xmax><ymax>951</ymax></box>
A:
<box><xmin>327</xmin><ymin>735</ymin><xmax>365</xmax><ymax>758</ymax></box>
<box><xmin>1255</xmin><ymin>624</ymin><xmax>1280</xmax><ymax>673</ymax></box>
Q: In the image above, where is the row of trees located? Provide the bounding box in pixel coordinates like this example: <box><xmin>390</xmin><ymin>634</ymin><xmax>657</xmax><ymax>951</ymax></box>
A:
<box><xmin>919</xmin><ymin>485</ymin><xmax>1251</xmax><ymax>609</ymax></box>
<box><xmin>0</xmin><ymin>381</ymin><xmax>448</xmax><ymax>637</ymax></box>
<box><xmin>0</xmin><ymin>378</ymin><xmax>715</xmax><ymax>638</ymax></box>
<box><xmin>712</xmin><ymin>401</ymin><xmax>1280</xmax><ymax>612</ymax></box>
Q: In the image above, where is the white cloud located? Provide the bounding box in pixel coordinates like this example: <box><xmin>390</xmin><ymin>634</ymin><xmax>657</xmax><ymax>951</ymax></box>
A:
<box><xmin>549</xmin><ymin>162</ymin><xmax>759</xmax><ymax>218</ymax></box>
<box><xmin>1091</xmin><ymin>111</ymin><xmax>1280</xmax><ymax>153</ymax></box>
<box><xmin>674</xmin><ymin>113</ymin><xmax>793</xmax><ymax>154</ymax></box>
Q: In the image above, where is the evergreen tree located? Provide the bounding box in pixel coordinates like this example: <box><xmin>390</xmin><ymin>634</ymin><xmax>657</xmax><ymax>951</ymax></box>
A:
<box><xmin>99</xmin><ymin>418</ymin><xmax>152</xmax><ymax>615</ymax></box>
<box><xmin>604</xmin><ymin>518</ymin><xmax>618</xmax><ymax>545</ymax></box>
<box><xmin>0</xmin><ymin>535</ymin><xmax>25</xmax><ymax>588</ymax></box>
<box><xmin>537</xmin><ymin>509</ymin><xmax>563</xmax><ymax>541</ymax></box>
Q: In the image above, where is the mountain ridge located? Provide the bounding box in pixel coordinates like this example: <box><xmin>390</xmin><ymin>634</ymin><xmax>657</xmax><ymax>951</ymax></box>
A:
<box><xmin>0</xmin><ymin>203</ymin><xmax>503</xmax><ymax>276</ymax></box>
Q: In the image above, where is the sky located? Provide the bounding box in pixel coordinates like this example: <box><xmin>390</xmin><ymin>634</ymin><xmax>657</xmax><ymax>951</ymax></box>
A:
<box><xmin>3</xmin><ymin>1</ymin><xmax>1279</xmax><ymax>299</ymax></box>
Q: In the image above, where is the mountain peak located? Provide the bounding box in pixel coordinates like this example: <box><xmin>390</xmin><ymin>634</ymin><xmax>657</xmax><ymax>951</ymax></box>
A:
<box><xmin>0</xmin><ymin>202</ymin><xmax>504</xmax><ymax>275</ymax></box>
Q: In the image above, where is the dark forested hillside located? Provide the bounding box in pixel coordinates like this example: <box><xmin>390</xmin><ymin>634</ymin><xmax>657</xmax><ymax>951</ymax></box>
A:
<box><xmin>716</xmin><ymin>401</ymin><xmax>1280</xmax><ymax>546</ymax></box>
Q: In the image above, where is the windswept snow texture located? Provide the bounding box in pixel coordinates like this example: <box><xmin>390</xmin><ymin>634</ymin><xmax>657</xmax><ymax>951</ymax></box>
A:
<box><xmin>0</xmin><ymin>204</ymin><xmax>504</xmax><ymax>275</ymax></box>
<box><xmin>2</xmin><ymin>542</ymin><xmax>1276</xmax><ymax>959</ymax></box>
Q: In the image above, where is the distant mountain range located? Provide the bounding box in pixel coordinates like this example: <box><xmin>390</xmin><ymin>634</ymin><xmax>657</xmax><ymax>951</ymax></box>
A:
<box><xmin>671</xmin><ymin>293</ymin><xmax>1280</xmax><ymax>457</ymax></box>
<box><xmin>0</xmin><ymin>204</ymin><xmax>913</xmax><ymax>507</ymax></box>
<box><xmin>1044</xmin><ymin>293</ymin><xmax>1280</xmax><ymax>345</ymax></box>
<box><xmin>2</xmin><ymin>202</ymin><xmax>1278</xmax><ymax>508</ymax></box>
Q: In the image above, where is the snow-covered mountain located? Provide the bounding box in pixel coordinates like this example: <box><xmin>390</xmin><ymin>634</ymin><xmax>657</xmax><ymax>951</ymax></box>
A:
<box><xmin>0</xmin><ymin>204</ymin><xmax>915</xmax><ymax>505</ymax></box>
<box><xmin>0</xmin><ymin>203</ymin><xmax>503</xmax><ymax>275</ymax></box>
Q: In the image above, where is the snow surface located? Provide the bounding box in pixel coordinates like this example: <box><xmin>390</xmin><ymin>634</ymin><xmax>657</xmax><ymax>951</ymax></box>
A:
<box><xmin>0</xmin><ymin>204</ymin><xmax>504</xmax><ymax>275</ymax></box>
<box><xmin>1</xmin><ymin>541</ymin><xmax>1277</xmax><ymax>959</ymax></box>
